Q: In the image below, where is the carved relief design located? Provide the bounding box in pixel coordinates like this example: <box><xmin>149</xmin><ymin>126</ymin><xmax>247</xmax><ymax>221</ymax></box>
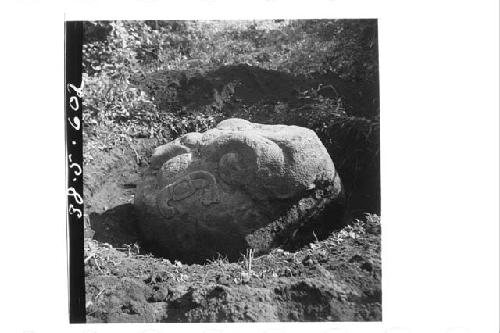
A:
<box><xmin>156</xmin><ymin>170</ymin><xmax>219</xmax><ymax>218</ymax></box>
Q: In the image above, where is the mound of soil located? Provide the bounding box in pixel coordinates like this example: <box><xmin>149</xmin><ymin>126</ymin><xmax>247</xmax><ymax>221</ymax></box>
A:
<box><xmin>85</xmin><ymin>215</ymin><xmax>381</xmax><ymax>322</ymax></box>
<box><xmin>131</xmin><ymin>64</ymin><xmax>377</xmax><ymax>119</ymax></box>
<box><xmin>180</xmin><ymin>64</ymin><xmax>306</xmax><ymax>107</ymax></box>
<box><xmin>130</xmin><ymin>64</ymin><xmax>316</xmax><ymax>116</ymax></box>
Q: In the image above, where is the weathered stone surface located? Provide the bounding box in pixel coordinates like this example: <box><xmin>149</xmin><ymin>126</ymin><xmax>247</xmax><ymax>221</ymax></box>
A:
<box><xmin>134</xmin><ymin>118</ymin><xmax>343</xmax><ymax>263</ymax></box>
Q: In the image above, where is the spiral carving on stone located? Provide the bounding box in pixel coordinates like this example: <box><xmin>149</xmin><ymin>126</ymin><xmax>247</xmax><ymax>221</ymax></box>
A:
<box><xmin>156</xmin><ymin>170</ymin><xmax>219</xmax><ymax>218</ymax></box>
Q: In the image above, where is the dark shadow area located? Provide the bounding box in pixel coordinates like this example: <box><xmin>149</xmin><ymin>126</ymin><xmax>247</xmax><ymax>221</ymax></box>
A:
<box><xmin>88</xmin><ymin>192</ymin><xmax>347</xmax><ymax>265</ymax></box>
<box><xmin>179</xmin><ymin>64</ymin><xmax>310</xmax><ymax>108</ymax></box>
<box><xmin>135</xmin><ymin>64</ymin><xmax>378</xmax><ymax>119</ymax></box>
<box><xmin>319</xmin><ymin>119</ymin><xmax>380</xmax><ymax>214</ymax></box>
<box><xmin>89</xmin><ymin>202</ymin><xmax>249</xmax><ymax>264</ymax></box>
<box><xmin>246</xmin><ymin>183</ymin><xmax>348</xmax><ymax>254</ymax></box>
<box><xmin>89</xmin><ymin>204</ymin><xmax>142</xmax><ymax>248</ymax></box>
<box><xmin>137</xmin><ymin>213</ymin><xmax>250</xmax><ymax>265</ymax></box>
<box><xmin>279</xmin><ymin>200</ymin><xmax>347</xmax><ymax>252</ymax></box>
<box><xmin>130</xmin><ymin>64</ymin><xmax>316</xmax><ymax>118</ymax></box>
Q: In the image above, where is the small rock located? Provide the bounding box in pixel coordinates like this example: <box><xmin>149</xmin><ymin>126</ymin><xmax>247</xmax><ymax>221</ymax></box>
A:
<box><xmin>303</xmin><ymin>256</ymin><xmax>314</xmax><ymax>266</ymax></box>
<box><xmin>216</xmin><ymin>274</ymin><xmax>231</xmax><ymax>285</ymax></box>
<box><xmin>148</xmin><ymin>288</ymin><xmax>168</xmax><ymax>302</ymax></box>
<box><xmin>316</xmin><ymin>265</ymin><xmax>332</xmax><ymax>278</ymax></box>
<box><xmin>337</xmin><ymin>294</ymin><xmax>348</xmax><ymax>302</ymax></box>
<box><xmin>349</xmin><ymin>254</ymin><xmax>364</xmax><ymax>263</ymax></box>
<box><xmin>240</xmin><ymin>272</ymin><xmax>250</xmax><ymax>284</ymax></box>
<box><xmin>360</xmin><ymin>261</ymin><xmax>373</xmax><ymax>272</ymax></box>
<box><xmin>309</xmin><ymin>243</ymin><xmax>318</xmax><ymax>249</ymax></box>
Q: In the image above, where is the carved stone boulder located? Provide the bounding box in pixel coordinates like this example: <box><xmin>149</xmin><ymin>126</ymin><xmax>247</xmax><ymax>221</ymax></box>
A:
<box><xmin>134</xmin><ymin>118</ymin><xmax>344</xmax><ymax>263</ymax></box>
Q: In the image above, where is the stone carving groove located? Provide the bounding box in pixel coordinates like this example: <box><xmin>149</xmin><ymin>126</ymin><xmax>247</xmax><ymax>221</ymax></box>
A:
<box><xmin>156</xmin><ymin>170</ymin><xmax>218</xmax><ymax>218</ymax></box>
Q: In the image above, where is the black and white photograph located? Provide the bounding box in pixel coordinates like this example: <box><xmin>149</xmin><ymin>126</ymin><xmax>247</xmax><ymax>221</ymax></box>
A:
<box><xmin>2</xmin><ymin>0</ymin><xmax>498</xmax><ymax>332</ymax></box>
<box><xmin>75</xmin><ymin>19</ymin><xmax>381</xmax><ymax>323</ymax></box>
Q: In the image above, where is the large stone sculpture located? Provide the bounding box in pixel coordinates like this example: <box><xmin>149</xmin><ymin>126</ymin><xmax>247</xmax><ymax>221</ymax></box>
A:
<box><xmin>135</xmin><ymin>118</ymin><xmax>343</xmax><ymax>263</ymax></box>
